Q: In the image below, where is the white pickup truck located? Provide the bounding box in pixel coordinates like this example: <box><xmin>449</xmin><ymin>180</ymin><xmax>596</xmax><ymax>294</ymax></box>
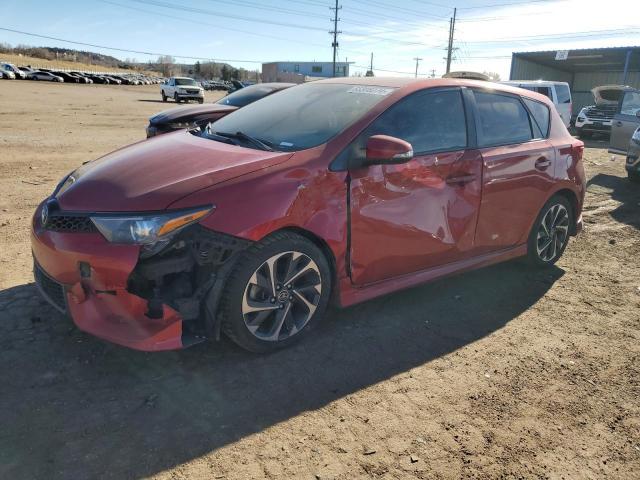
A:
<box><xmin>161</xmin><ymin>77</ymin><xmax>204</xmax><ymax>104</ymax></box>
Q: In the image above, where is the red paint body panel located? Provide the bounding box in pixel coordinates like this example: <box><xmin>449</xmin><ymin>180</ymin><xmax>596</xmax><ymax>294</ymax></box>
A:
<box><xmin>30</xmin><ymin>77</ymin><xmax>586</xmax><ymax>351</ymax></box>
<box><xmin>57</xmin><ymin>130</ymin><xmax>293</xmax><ymax>212</ymax></box>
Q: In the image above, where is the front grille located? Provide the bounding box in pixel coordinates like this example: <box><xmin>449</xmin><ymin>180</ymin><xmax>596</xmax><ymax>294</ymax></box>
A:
<box><xmin>34</xmin><ymin>263</ymin><xmax>67</xmax><ymax>313</ymax></box>
<box><xmin>584</xmin><ymin>105</ymin><xmax>616</xmax><ymax>121</ymax></box>
<box><xmin>44</xmin><ymin>214</ymin><xmax>97</xmax><ymax>233</ymax></box>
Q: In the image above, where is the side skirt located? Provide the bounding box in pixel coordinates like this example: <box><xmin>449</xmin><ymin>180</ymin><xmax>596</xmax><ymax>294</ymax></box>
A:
<box><xmin>339</xmin><ymin>244</ymin><xmax>527</xmax><ymax>308</ymax></box>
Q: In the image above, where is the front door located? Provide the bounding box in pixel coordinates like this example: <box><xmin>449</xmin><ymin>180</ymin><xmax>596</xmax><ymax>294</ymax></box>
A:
<box><xmin>610</xmin><ymin>90</ymin><xmax>640</xmax><ymax>153</ymax></box>
<box><xmin>347</xmin><ymin>88</ymin><xmax>482</xmax><ymax>286</ymax></box>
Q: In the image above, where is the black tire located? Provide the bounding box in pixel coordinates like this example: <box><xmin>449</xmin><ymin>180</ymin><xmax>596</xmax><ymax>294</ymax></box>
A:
<box><xmin>174</xmin><ymin>93</ymin><xmax>181</xmax><ymax>103</ymax></box>
<box><xmin>526</xmin><ymin>195</ymin><xmax>573</xmax><ymax>267</ymax></box>
<box><xmin>628</xmin><ymin>171</ymin><xmax>640</xmax><ymax>183</ymax></box>
<box><xmin>161</xmin><ymin>92</ymin><xmax>167</xmax><ymax>102</ymax></box>
<box><xmin>198</xmin><ymin>98</ymin><xmax>204</xmax><ymax>104</ymax></box>
<box><xmin>219</xmin><ymin>231</ymin><xmax>332</xmax><ymax>353</ymax></box>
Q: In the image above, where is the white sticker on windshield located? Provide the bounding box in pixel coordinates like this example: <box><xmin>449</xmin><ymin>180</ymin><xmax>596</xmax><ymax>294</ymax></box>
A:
<box><xmin>347</xmin><ymin>86</ymin><xmax>394</xmax><ymax>96</ymax></box>
<box><xmin>280</xmin><ymin>141</ymin><xmax>294</xmax><ymax>147</ymax></box>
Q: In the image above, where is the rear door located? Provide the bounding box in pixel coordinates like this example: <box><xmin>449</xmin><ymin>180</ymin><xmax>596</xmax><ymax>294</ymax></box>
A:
<box><xmin>347</xmin><ymin>87</ymin><xmax>482</xmax><ymax>285</ymax></box>
<box><xmin>472</xmin><ymin>90</ymin><xmax>557</xmax><ymax>252</ymax></box>
<box><xmin>610</xmin><ymin>90</ymin><xmax>640</xmax><ymax>153</ymax></box>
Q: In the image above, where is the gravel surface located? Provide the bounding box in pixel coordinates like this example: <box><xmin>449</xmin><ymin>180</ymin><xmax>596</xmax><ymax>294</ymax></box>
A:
<box><xmin>0</xmin><ymin>81</ymin><xmax>639</xmax><ymax>479</ymax></box>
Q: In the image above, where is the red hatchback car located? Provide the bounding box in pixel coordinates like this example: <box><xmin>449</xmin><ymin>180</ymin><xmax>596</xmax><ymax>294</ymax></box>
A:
<box><xmin>31</xmin><ymin>78</ymin><xmax>585</xmax><ymax>352</ymax></box>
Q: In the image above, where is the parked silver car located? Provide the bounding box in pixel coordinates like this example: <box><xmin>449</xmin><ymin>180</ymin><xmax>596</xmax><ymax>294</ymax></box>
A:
<box><xmin>31</xmin><ymin>71</ymin><xmax>64</xmax><ymax>82</ymax></box>
<box><xmin>609</xmin><ymin>88</ymin><xmax>640</xmax><ymax>155</ymax></box>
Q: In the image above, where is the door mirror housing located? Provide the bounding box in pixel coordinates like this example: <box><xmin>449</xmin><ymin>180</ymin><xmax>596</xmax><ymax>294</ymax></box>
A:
<box><xmin>365</xmin><ymin>135</ymin><xmax>414</xmax><ymax>165</ymax></box>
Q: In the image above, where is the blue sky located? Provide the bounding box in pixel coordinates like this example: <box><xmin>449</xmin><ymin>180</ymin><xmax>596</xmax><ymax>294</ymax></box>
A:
<box><xmin>1</xmin><ymin>0</ymin><xmax>638</xmax><ymax>79</ymax></box>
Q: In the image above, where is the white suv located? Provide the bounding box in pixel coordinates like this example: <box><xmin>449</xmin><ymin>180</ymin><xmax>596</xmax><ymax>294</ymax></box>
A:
<box><xmin>161</xmin><ymin>77</ymin><xmax>204</xmax><ymax>104</ymax></box>
<box><xmin>1</xmin><ymin>62</ymin><xmax>26</xmax><ymax>79</ymax></box>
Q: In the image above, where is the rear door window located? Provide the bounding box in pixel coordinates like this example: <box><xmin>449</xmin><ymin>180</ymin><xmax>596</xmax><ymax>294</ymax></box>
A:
<box><xmin>555</xmin><ymin>84</ymin><xmax>571</xmax><ymax>104</ymax></box>
<box><xmin>474</xmin><ymin>91</ymin><xmax>533</xmax><ymax>147</ymax></box>
<box><xmin>536</xmin><ymin>87</ymin><xmax>552</xmax><ymax>99</ymax></box>
<box><xmin>523</xmin><ymin>98</ymin><xmax>550</xmax><ymax>138</ymax></box>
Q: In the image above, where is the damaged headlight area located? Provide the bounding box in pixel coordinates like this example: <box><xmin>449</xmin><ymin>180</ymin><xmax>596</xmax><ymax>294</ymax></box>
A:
<box><xmin>91</xmin><ymin>206</ymin><xmax>213</xmax><ymax>258</ymax></box>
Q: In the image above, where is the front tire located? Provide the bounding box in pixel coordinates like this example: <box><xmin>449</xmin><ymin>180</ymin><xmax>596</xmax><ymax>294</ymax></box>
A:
<box><xmin>174</xmin><ymin>93</ymin><xmax>181</xmax><ymax>103</ymax></box>
<box><xmin>161</xmin><ymin>92</ymin><xmax>167</xmax><ymax>102</ymax></box>
<box><xmin>220</xmin><ymin>231</ymin><xmax>332</xmax><ymax>353</ymax></box>
<box><xmin>527</xmin><ymin>195</ymin><xmax>573</xmax><ymax>267</ymax></box>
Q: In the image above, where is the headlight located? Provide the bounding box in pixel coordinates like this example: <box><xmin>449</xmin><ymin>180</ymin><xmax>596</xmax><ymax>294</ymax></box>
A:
<box><xmin>632</xmin><ymin>128</ymin><xmax>640</xmax><ymax>143</ymax></box>
<box><xmin>91</xmin><ymin>206</ymin><xmax>213</xmax><ymax>245</ymax></box>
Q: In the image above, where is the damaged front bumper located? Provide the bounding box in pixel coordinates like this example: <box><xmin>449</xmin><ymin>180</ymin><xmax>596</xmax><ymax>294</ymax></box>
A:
<box><xmin>30</xmin><ymin>202</ymin><xmax>250</xmax><ymax>351</ymax></box>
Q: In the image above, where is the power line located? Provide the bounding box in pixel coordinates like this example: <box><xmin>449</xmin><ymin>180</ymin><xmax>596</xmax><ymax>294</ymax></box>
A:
<box><xmin>457</xmin><ymin>0</ymin><xmax>559</xmax><ymax>9</ymax></box>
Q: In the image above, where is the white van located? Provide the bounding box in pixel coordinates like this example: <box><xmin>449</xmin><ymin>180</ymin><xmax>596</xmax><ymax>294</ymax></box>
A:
<box><xmin>500</xmin><ymin>80</ymin><xmax>572</xmax><ymax>128</ymax></box>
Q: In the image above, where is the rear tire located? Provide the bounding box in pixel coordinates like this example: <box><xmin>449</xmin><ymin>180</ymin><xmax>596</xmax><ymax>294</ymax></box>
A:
<box><xmin>219</xmin><ymin>231</ymin><xmax>332</xmax><ymax>353</ymax></box>
<box><xmin>526</xmin><ymin>195</ymin><xmax>573</xmax><ymax>267</ymax></box>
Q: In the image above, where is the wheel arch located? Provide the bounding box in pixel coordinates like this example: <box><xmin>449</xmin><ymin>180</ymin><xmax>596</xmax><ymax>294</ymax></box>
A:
<box><xmin>551</xmin><ymin>188</ymin><xmax>580</xmax><ymax>235</ymax></box>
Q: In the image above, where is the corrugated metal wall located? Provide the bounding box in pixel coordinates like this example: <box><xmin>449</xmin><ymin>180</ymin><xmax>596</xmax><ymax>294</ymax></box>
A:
<box><xmin>510</xmin><ymin>56</ymin><xmax>640</xmax><ymax>113</ymax></box>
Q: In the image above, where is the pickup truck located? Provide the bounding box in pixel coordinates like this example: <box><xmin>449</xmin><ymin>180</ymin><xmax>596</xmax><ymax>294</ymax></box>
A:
<box><xmin>161</xmin><ymin>77</ymin><xmax>204</xmax><ymax>104</ymax></box>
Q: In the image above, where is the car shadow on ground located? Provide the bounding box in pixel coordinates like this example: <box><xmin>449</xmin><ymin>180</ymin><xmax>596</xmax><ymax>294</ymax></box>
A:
<box><xmin>137</xmin><ymin>99</ymin><xmax>171</xmax><ymax>104</ymax></box>
<box><xmin>0</xmin><ymin>260</ymin><xmax>563</xmax><ymax>479</ymax></box>
<box><xmin>587</xmin><ymin>173</ymin><xmax>640</xmax><ymax>229</ymax></box>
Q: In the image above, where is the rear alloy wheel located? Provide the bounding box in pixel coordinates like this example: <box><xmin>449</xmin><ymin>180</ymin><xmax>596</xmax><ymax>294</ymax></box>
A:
<box><xmin>220</xmin><ymin>232</ymin><xmax>331</xmax><ymax>352</ymax></box>
<box><xmin>527</xmin><ymin>196</ymin><xmax>572</xmax><ymax>266</ymax></box>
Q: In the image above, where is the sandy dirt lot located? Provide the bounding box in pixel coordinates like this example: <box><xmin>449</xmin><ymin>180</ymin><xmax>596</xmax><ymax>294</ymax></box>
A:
<box><xmin>0</xmin><ymin>81</ymin><xmax>639</xmax><ymax>479</ymax></box>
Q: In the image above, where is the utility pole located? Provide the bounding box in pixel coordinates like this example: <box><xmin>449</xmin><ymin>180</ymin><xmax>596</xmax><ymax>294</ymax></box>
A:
<box><xmin>430</xmin><ymin>69</ymin><xmax>436</xmax><ymax>78</ymax></box>
<box><xmin>366</xmin><ymin>52</ymin><xmax>374</xmax><ymax>77</ymax></box>
<box><xmin>413</xmin><ymin>57</ymin><xmax>422</xmax><ymax>78</ymax></box>
<box><xmin>330</xmin><ymin>0</ymin><xmax>342</xmax><ymax>77</ymax></box>
<box><xmin>446</xmin><ymin>7</ymin><xmax>457</xmax><ymax>74</ymax></box>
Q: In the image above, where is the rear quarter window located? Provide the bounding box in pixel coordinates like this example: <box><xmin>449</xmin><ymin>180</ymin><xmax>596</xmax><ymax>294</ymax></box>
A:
<box><xmin>523</xmin><ymin>98</ymin><xmax>550</xmax><ymax>138</ymax></box>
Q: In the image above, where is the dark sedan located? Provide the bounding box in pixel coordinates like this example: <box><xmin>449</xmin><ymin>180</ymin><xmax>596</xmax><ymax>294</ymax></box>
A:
<box><xmin>146</xmin><ymin>82</ymin><xmax>294</xmax><ymax>138</ymax></box>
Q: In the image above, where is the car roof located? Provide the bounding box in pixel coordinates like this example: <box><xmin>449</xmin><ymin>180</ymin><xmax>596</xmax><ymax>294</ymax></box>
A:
<box><xmin>313</xmin><ymin>76</ymin><xmax>548</xmax><ymax>101</ymax></box>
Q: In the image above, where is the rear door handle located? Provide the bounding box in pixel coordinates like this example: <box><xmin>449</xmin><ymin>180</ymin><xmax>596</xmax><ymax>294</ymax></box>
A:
<box><xmin>535</xmin><ymin>157</ymin><xmax>551</xmax><ymax>170</ymax></box>
<box><xmin>446</xmin><ymin>174</ymin><xmax>476</xmax><ymax>186</ymax></box>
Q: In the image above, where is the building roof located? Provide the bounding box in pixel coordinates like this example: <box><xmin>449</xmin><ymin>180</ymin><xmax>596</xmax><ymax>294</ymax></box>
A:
<box><xmin>512</xmin><ymin>46</ymin><xmax>640</xmax><ymax>73</ymax></box>
<box><xmin>262</xmin><ymin>61</ymin><xmax>354</xmax><ymax>65</ymax></box>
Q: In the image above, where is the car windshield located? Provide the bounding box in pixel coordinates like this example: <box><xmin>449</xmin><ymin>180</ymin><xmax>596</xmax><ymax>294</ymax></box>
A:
<box><xmin>208</xmin><ymin>83</ymin><xmax>395</xmax><ymax>151</ymax></box>
<box><xmin>216</xmin><ymin>85</ymin><xmax>281</xmax><ymax>108</ymax></box>
<box><xmin>175</xmin><ymin>78</ymin><xmax>197</xmax><ymax>86</ymax></box>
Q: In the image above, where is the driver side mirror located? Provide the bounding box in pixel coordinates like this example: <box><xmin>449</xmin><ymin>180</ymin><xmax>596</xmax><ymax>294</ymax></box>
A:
<box><xmin>365</xmin><ymin>135</ymin><xmax>414</xmax><ymax>165</ymax></box>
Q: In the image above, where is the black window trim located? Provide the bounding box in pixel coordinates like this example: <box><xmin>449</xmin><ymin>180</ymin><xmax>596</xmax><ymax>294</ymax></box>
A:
<box><xmin>469</xmin><ymin>88</ymin><xmax>550</xmax><ymax>149</ymax></box>
<box><xmin>330</xmin><ymin>86</ymin><xmax>473</xmax><ymax>172</ymax></box>
<box><xmin>521</xmin><ymin>96</ymin><xmax>551</xmax><ymax>139</ymax></box>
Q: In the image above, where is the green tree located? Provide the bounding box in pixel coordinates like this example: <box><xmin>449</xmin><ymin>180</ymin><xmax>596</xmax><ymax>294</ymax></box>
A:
<box><xmin>195</xmin><ymin>61</ymin><xmax>201</xmax><ymax>76</ymax></box>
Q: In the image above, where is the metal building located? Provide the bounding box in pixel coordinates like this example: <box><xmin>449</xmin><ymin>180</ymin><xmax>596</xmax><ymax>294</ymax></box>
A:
<box><xmin>262</xmin><ymin>61</ymin><xmax>352</xmax><ymax>83</ymax></box>
<box><xmin>509</xmin><ymin>46</ymin><xmax>640</xmax><ymax>113</ymax></box>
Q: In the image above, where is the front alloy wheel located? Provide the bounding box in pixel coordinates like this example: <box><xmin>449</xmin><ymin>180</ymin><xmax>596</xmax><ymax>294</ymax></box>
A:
<box><xmin>220</xmin><ymin>231</ymin><xmax>331</xmax><ymax>352</ymax></box>
<box><xmin>242</xmin><ymin>251</ymin><xmax>322</xmax><ymax>342</ymax></box>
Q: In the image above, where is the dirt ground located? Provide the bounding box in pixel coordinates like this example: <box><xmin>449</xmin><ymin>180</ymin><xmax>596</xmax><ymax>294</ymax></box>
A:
<box><xmin>0</xmin><ymin>81</ymin><xmax>639</xmax><ymax>480</ymax></box>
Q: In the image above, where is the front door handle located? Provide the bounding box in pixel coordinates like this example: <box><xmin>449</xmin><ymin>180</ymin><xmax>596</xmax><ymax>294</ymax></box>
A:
<box><xmin>446</xmin><ymin>174</ymin><xmax>476</xmax><ymax>186</ymax></box>
<box><xmin>615</xmin><ymin>121</ymin><xmax>623</xmax><ymax>127</ymax></box>
<box><xmin>535</xmin><ymin>157</ymin><xmax>551</xmax><ymax>170</ymax></box>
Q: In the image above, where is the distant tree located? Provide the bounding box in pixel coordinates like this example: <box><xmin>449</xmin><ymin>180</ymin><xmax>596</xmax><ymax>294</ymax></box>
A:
<box><xmin>231</xmin><ymin>68</ymin><xmax>240</xmax><ymax>80</ymax></box>
<box><xmin>157</xmin><ymin>55</ymin><xmax>175</xmax><ymax>77</ymax></box>
<box><xmin>195</xmin><ymin>61</ymin><xmax>201</xmax><ymax>76</ymax></box>
<box><xmin>483</xmin><ymin>71</ymin><xmax>501</xmax><ymax>81</ymax></box>
<box><xmin>221</xmin><ymin>64</ymin><xmax>231</xmax><ymax>81</ymax></box>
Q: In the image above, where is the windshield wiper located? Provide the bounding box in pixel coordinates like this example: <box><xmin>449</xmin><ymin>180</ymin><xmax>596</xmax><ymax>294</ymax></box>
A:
<box><xmin>215</xmin><ymin>131</ymin><xmax>274</xmax><ymax>151</ymax></box>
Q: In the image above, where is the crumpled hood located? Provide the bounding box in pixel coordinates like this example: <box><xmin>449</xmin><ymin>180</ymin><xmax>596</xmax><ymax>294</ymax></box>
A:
<box><xmin>149</xmin><ymin>103</ymin><xmax>237</xmax><ymax>124</ymax></box>
<box><xmin>591</xmin><ymin>85</ymin><xmax>628</xmax><ymax>106</ymax></box>
<box><xmin>56</xmin><ymin>130</ymin><xmax>293</xmax><ymax>212</ymax></box>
